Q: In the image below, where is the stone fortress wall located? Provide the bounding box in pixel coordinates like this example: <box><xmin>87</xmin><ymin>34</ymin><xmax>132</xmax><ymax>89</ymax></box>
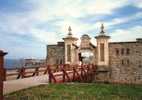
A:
<box><xmin>46</xmin><ymin>25</ymin><xmax>142</xmax><ymax>84</ymax></box>
<box><xmin>109</xmin><ymin>40</ymin><xmax>142</xmax><ymax>84</ymax></box>
<box><xmin>46</xmin><ymin>42</ymin><xmax>65</xmax><ymax>65</ymax></box>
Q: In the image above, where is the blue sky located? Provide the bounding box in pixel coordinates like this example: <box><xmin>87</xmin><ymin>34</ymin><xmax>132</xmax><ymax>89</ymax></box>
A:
<box><xmin>0</xmin><ymin>0</ymin><xmax>142</xmax><ymax>59</ymax></box>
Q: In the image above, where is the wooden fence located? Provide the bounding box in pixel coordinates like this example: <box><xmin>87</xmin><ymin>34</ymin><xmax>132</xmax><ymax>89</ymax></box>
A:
<box><xmin>0</xmin><ymin>50</ymin><xmax>7</xmax><ymax>100</ymax></box>
<box><xmin>4</xmin><ymin>64</ymin><xmax>96</xmax><ymax>83</ymax></box>
<box><xmin>0</xmin><ymin>50</ymin><xmax>97</xmax><ymax>100</ymax></box>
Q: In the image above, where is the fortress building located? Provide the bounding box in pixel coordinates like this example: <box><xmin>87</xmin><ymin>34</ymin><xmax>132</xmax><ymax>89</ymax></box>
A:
<box><xmin>46</xmin><ymin>24</ymin><xmax>142</xmax><ymax>84</ymax></box>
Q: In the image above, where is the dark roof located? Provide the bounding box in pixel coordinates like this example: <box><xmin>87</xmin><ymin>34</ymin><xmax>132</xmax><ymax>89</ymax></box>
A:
<box><xmin>95</xmin><ymin>35</ymin><xmax>110</xmax><ymax>39</ymax></box>
<box><xmin>72</xmin><ymin>44</ymin><xmax>79</xmax><ymax>49</ymax></box>
<box><xmin>57</xmin><ymin>42</ymin><xmax>64</xmax><ymax>46</ymax></box>
<box><xmin>81</xmin><ymin>34</ymin><xmax>91</xmax><ymax>39</ymax></box>
<box><xmin>89</xmin><ymin>43</ymin><xmax>96</xmax><ymax>48</ymax></box>
<box><xmin>109</xmin><ymin>41</ymin><xmax>137</xmax><ymax>44</ymax></box>
<box><xmin>47</xmin><ymin>45</ymin><xmax>57</xmax><ymax>46</ymax></box>
<box><xmin>109</xmin><ymin>38</ymin><xmax>142</xmax><ymax>44</ymax></box>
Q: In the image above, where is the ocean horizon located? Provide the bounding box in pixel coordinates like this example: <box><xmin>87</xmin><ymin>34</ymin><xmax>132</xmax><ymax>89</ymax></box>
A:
<box><xmin>4</xmin><ymin>59</ymin><xmax>24</xmax><ymax>69</ymax></box>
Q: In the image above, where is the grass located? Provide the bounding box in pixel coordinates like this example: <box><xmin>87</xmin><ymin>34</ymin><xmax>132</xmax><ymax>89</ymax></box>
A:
<box><xmin>5</xmin><ymin>83</ymin><xmax>142</xmax><ymax>100</ymax></box>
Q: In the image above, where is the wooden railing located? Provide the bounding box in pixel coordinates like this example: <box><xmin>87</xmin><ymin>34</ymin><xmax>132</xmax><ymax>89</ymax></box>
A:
<box><xmin>4</xmin><ymin>64</ymin><xmax>96</xmax><ymax>83</ymax></box>
<box><xmin>47</xmin><ymin>64</ymin><xmax>96</xmax><ymax>83</ymax></box>
<box><xmin>5</xmin><ymin>65</ymin><xmax>49</xmax><ymax>80</ymax></box>
<box><xmin>0</xmin><ymin>50</ymin><xmax>7</xmax><ymax>100</ymax></box>
<box><xmin>0</xmin><ymin>50</ymin><xmax>97</xmax><ymax>100</ymax></box>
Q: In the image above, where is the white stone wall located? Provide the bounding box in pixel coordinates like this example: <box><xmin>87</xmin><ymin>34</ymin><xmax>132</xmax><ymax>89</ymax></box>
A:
<box><xmin>96</xmin><ymin>38</ymin><xmax>109</xmax><ymax>66</ymax></box>
<box><xmin>64</xmin><ymin>38</ymin><xmax>79</xmax><ymax>64</ymax></box>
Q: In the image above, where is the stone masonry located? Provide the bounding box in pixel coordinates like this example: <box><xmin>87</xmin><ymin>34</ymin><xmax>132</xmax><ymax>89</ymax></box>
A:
<box><xmin>46</xmin><ymin>25</ymin><xmax>142</xmax><ymax>84</ymax></box>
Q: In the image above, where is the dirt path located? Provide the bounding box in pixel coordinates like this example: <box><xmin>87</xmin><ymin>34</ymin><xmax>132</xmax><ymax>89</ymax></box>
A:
<box><xmin>4</xmin><ymin>75</ymin><xmax>49</xmax><ymax>94</ymax></box>
<box><xmin>3</xmin><ymin>71</ymin><xmax>80</xmax><ymax>94</ymax></box>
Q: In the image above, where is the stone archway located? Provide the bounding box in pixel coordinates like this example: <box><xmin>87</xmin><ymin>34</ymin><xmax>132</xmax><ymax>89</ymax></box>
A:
<box><xmin>79</xmin><ymin>49</ymin><xmax>94</xmax><ymax>64</ymax></box>
<box><xmin>79</xmin><ymin>34</ymin><xmax>96</xmax><ymax>64</ymax></box>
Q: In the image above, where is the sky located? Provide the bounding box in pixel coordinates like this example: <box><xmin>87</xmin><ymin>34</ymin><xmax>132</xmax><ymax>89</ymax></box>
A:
<box><xmin>0</xmin><ymin>0</ymin><xmax>142</xmax><ymax>59</ymax></box>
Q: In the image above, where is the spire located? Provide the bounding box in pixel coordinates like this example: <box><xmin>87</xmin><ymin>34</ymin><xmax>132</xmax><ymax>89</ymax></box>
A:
<box><xmin>100</xmin><ymin>24</ymin><xmax>105</xmax><ymax>34</ymax></box>
<box><xmin>68</xmin><ymin>26</ymin><xmax>72</xmax><ymax>36</ymax></box>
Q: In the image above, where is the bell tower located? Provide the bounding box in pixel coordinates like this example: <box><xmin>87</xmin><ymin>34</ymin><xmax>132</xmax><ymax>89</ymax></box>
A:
<box><xmin>95</xmin><ymin>24</ymin><xmax>110</xmax><ymax>66</ymax></box>
<box><xmin>63</xmin><ymin>26</ymin><xmax>78</xmax><ymax>64</ymax></box>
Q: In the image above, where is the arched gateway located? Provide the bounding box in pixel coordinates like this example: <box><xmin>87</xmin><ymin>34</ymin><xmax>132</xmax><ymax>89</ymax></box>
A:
<box><xmin>79</xmin><ymin>34</ymin><xmax>96</xmax><ymax>64</ymax></box>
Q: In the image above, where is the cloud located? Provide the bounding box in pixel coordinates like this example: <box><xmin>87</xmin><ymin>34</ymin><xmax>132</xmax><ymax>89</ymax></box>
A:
<box><xmin>83</xmin><ymin>0</ymin><xmax>128</xmax><ymax>15</ymax></box>
<box><xmin>30</xmin><ymin>28</ymin><xmax>61</xmax><ymax>44</ymax></box>
<box><xmin>130</xmin><ymin>0</ymin><xmax>142</xmax><ymax>8</ymax></box>
<box><xmin>100</xmin><ymin>12</ymin><xmax>142</xmax><ymax>30</ymax></box>
<box><xmin>110</xmin><ymin>26</ymin><xmax>142</xmax><ymax>42</ymax></box>
<box><xmin>0</xmin><ymin>0</ymin><xmax>142</xmax><ymax>58</ymax></box>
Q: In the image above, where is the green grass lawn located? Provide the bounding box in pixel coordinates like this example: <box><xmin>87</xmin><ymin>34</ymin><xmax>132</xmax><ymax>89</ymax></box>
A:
<box><xmin>5</xmin><ymin>83</ymin><xmax>142</xmax><ymax>100</ymax></box>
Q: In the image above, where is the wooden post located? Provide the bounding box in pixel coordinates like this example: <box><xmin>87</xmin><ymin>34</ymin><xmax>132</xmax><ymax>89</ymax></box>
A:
<box><xmin>32</xmin><ymin>67</ymin><xmax>39</xmax><ymax>76</ymax></box>
<box><xmin>48</xmin><ymin>65</ymin><xmax>52</xmax><ymax>83</ymax></box>
<box><xmin>62</xmin><ymin>65</ymin><xmax>71</xmax><ymax>82</ymax></box>
<box><xmin>48</xmin><ymin>65</ymin><xmax>56</xmax><ymax>83</ymax></box>
<box><xmin>73</xmin><ymin>65</ymin><xmax>82</xmax><ymax>82</ymax></box>
<box><xmin>0</xmin><ymin>50</ymin><xmax>7</xmax><ymax>100</ymax></box>
<box><xmin>73</xmin><ymin>66</ymin><xmax>76</xmax><ymax>81</ymax></box>
<box><xmin>62</xmin><ymin>65</ymin><xmax>65</xmax><ymax>82</ymax></box>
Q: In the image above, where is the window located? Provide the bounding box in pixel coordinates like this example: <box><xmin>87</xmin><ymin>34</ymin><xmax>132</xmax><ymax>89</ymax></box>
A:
<box><xmin>139</xmin><ymin>65</ymin><xmax>142</xmax><ymax>68</ymax></box>
<box><xmin>138</xmin><ymin>76</ymin><xmax>141</xmax><ymax>80</ymax></box>
<box><xmin>127</xmin><ymin>59</ymin><xmax>130</xmax><ymax>65</ymax></box>
<box><xmin>126</xmin><ymin>48</ymin><xmax>130</xmax><ymax>55</ymax></box>
<box><xmin>138</xmin><ymin>61</ymin><xmax>141</xmax><ymax>68</ymax></box>
<box><xmin>121</xmin><ymin>60</ymin><xmax>124</xmax><ymax>65</ymax></box>
<box><xmin>121</xmin><ymin>59</ymin><xmax>130</xmax><ymax>66</ymax></box>
<box><xmin>60</xmin><ymin>59</ymin><xmax>63</xmax><ymax>64</ymax></box>
<box><xmin>121</xmin><ymin>48</ymin><xmax>124</xmax><ymax>55</ymax></box>
<box><xmin>115</xmin><ymin>48</ymin><xmax>119</xmax><ymax>56</ymax></box>
<box><xmin>56</xmin><ymin>59</ymin><xmax>59</xmax><ymax>64</ymax></box>
<box><xmin>67</xmin><ymin>45</ymin><xmax>71</xmax><ymax>62</ymax></box>
<box><xmin>100</xmin><ymin>43</ymin><xmax>104</xmax><ymax>61</ymax></box>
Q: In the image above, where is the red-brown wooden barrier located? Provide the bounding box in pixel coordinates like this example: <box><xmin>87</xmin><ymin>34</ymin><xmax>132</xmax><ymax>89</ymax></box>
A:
<box><xmin>4</xmin><ymin>64</ymin><xmax>96</xmax><ymax>83</ymax></box>
<box><xmin>0</xmin><ymin>50</ymin><xmax>97</xmax><ymax>99</ymax></box>
<box><xmin>0</xmin><ymin>50</ymin><xmax>7</xmax><ymax>100</ymax></box>
<box><xmin>47</xmin><ymin>64</ymin><xmax>96</xmax><ymax>83</ymax></box>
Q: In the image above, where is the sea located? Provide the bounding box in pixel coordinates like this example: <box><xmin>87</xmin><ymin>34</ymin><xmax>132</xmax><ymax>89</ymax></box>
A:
<box><xmin>4</xmin><ymin>59</ymin><xmax>24</xmax><ymax>69</ymax></box>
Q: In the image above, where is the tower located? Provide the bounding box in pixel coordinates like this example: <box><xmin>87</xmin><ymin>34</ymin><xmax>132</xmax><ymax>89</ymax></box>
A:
<box><xmin>95</xmin><ymin>24</ymin><xmax>110</xmax><ymax>66</ymax></box>
<box><xmin>80</xmin><ymin>34</ymin><xmax>91</xmax><ymax>49</ymax></box>
<box><xmin>63</xmin><ymin>26</ymin><xmax>78</xmax><ymax>64</ymax></box>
